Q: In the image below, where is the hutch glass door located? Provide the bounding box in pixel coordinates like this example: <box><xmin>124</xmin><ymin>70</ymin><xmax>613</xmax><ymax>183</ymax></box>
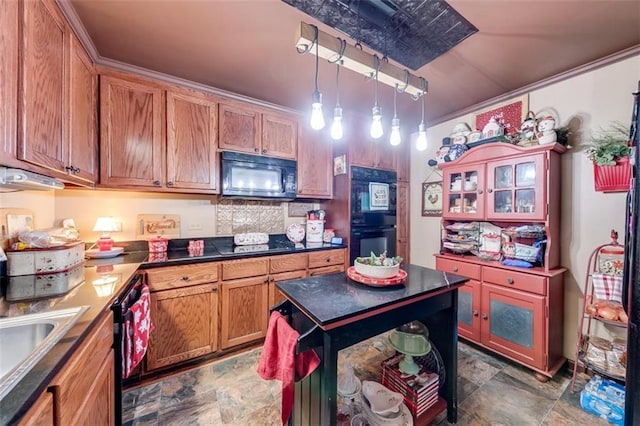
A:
<box><xmin>442</xmin><ymin>165</ymin><xmax>485</xmax><ymax>220</ymax></box>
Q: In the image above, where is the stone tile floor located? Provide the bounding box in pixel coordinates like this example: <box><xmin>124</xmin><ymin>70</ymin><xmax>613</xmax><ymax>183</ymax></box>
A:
<box><xmin>123</xmin><ymin>335</ymin><xmax>608</xmax><ymax>425</ymax></box>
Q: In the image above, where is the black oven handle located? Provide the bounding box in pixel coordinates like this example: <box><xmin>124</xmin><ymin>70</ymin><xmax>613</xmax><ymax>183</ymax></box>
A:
<box><xmin>351</xmin><ymin>227</ymin><xmax>396</xmax><ymax>237</ymax></box>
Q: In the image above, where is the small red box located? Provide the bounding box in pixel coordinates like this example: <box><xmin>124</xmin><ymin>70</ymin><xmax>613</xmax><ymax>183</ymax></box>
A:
<box><xmin>148</xmin><ymin>237</ymin><xmax>168</xmax><ymax>253</ymax></box>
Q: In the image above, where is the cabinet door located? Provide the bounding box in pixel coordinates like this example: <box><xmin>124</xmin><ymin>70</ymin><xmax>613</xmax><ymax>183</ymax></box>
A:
<box><xmin>220</xmin><ymin>276</ymin><xmax>269</xmax><ymax>349</ymax></box>
<box><xmin>68</xmin><ymin>35</ymin><xmax>98</xmax><ymax>183</ymax></box>
<box><xmin>0</xmin><ymin>0</ymin><xmax>18</xmax><ymax>163</ymax></box>
<box><xmin>297</xmin><ymin>124</ymin><xmax>333</xmax><ymax>198</ymax></box>
<box><xmin>100</xmin><ymin>74</ymin><xmax>164</xmax><ymax>187</ymax></box>
<box><xmin>442</xmin><ymin>165</ymin><xmax>485</xmax><ymax>220</ymax></box>
<box><xmin>376</xmin><ymin>141</ymin><xmax>397</xmax><ymax>171</ymax></box>
<box><xmin>19</xmin><ymin>0</ymin><xmax>68</xmax><ymax>173</ymax></box>
<box><xmin>485</xmin><ymin>154</ymin><xmax>546</xmax><ymax>221</ymax></box>
<box><xmin>269</xmin><ymin>270</ymin><xmax>307</xmax><ymax>309</ymax></box>
<box><xmin>218</xmin><ymin>101</ymin><xmax>260</xmax><ymax>154</ymax></box>
<box><xmin>147</xmin><ymin>283</ymin><xmax>218</xmax><ymax>370</ymax></box>
<box><xmin>166</xmin><ymin>89</ymin><xmax>218</xmax><ymax>191</ymax></box>
<box><xmin>458</xmin><ymin>280</ymin><xmax>481</xmax><ymax>342</ymax></box>
<box><xmin>350</xmin><ymin>138</ymin><xmax>376</xmax><ymax>168</ymax></box>
<box><xmin>261</xmin><ymin>111</ymin><xmax>297</xmax><ymax>159</ymax></box>
<box><xmin>18</xmin><ymin>391</ymin><xmax>54</xmax><ymax>426</ymax></box>
<box><xmin>481</xmin><ymin>283</ymin><xmax>546</xmax><ymax>370</ymax></box>
<box><xmin>396</xmin><ymin>181</ymin><xmax>410</xmax><ymax>263</ymax></box>
<box><xmin>396</xmin><ymin>144</ymin><xmax>410</xmax><ymax>182</ymax></box>
<box><xmin>74</xmin><ymin>351</ymin><xmax>114</xmax><ymax>426</ymax></box>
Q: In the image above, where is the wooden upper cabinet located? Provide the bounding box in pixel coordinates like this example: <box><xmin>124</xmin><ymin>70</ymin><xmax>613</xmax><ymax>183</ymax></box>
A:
<box><xmin>396</xmin><ymin>143</ymin><xmax>410</xmax><ymax>182</ymax></box>
<box><xmin>18</xmin><ymin>0</ymin><xmax>68</xmax><ymax>173</ymax></box>
<box><xmin>68</xmin><ymin>35</ymin><xmax>98</xmax><ymax>183</ymax></box>
<box><xmin>218</xmin><ymin>101</ymin><xmax>260</xmax><ymax>154</ymax></box>
<box><xmin>377</xmin><ymin>141</ymin><xmax>397</xmax><ymax>171</ymax></box>
<box><xmin>0</xmin><ymin>0</ymin><xmax>18</xmax><ymax>164</ymax></box>
<box><xmin>261</xmin><ymin>111</ymin><xmax>297</xmax><ymax>158</ymax></box>
<box><xmin>218</xmin><ymin>100</ymin><xmax>297</xmax><ymax>160</ymax></box>
<box><xmin>100</xmin><ymin>74</ymin><xmax>164</xmax><ymax>187</ymax></box>
<box><xmin>166</xmin><ymin>89</ymin><xmax>218</xmax><ymax>191</ymax></box>
<box><xmin>350</xmin><ymin>138</ymin><xmax>376</xmax><ymax>169</ymax></box>
<box><xmin>297</xmin><ymin>124</ymin><xmax>332</xmax><ymax>199</ymax></box>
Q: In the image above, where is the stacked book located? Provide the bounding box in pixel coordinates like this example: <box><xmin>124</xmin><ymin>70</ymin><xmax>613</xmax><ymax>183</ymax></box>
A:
<box><xmin>381</xmin><ymin>354</ymin><xmax>440</xmax><ymax>417</ymax></box>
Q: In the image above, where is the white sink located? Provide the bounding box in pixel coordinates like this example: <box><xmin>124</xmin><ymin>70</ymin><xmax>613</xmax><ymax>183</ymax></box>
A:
<box><xmin>0</xmin><ymin>306</ymin><xmax>89</xmax><ymax>400</ymax></box>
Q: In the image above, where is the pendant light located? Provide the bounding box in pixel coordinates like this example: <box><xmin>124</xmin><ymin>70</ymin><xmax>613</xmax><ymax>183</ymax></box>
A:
<box><xmin>416</xmin><ymin>78</ymin><xmax>428</xmax><ymax>151</ymax></box>
<box><xmin>389</xmin><ymin>84</ymin><xmax>401</xmax><ymax>146</ymax></box>
<box><xmin>370</xmin><ymin>55</ymin><xmax>383</xmax><ymax>139</ymax></box>
<box><xmin>309</xmin><ymin>26</ymin><xmax>325</xmax><ymax>130</ymax></box>
<box><xmin>330</xmin><ymin>59</ymin><xmax>344</xmax><ymax>140</ymax></box>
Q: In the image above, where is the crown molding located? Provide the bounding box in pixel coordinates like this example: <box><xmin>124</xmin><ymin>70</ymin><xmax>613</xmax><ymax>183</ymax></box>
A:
<box><xmin>431</xmin><ymin>44</ymin><xmax>640</xmax><ymax>127</ymax></box>
<box><xmin>55</xmin><ymin>0</ymin><xmax>100</xmax><ymax>60</ymax></box>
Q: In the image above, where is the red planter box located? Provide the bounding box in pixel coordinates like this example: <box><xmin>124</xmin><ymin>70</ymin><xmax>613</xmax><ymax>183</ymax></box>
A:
<box><xmin>593</xmin><ymin>157</ymin><xmax>631</xmax><ymax>193</ymax></box>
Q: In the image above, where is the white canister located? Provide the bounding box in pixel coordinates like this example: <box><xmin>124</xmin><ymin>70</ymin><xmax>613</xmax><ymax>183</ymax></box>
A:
<box><xmin>306</xmin><ymin>220</ymin><xmax>324</xmax><ymax>243</ymax></box>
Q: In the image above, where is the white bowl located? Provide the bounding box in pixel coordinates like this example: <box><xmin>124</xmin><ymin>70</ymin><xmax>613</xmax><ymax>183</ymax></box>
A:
<box><xmin>354</xmin><ymin>260</ymin><xmax>400</xmax><ymax>279</ymax></box>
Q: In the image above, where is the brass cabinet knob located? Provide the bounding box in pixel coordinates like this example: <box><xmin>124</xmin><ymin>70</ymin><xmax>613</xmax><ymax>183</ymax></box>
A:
<box><xmin>482</xmin><ymin>313</ymin><xmax>488</xmax><ymax>320</ymax></box>
<box><xmin>507</xmin><ymin>278</ymin><xmax>514</xmax><ymax>284</ymax></box>
<box><xmin>452</xmin><ymin>266</ymin><xmax>458</xmax><ymax>272</ymax></box>
<box><xmin>472</xmin><ymin>310</ymin><xmax>479</xmax><ymax>317</ymax></box>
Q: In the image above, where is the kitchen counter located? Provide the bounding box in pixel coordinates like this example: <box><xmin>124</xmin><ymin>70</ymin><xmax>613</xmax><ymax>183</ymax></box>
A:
<box><xmin>0</xmin><ymin>236</ymin><xmax>345</xmax><ymax>425</ymax></box>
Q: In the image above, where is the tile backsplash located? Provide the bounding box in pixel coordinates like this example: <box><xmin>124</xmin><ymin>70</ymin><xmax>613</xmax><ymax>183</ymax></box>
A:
<box><xmin>216</xmin><ymin>199</ymin><xmax>284</xmax><ymax>235</ymax></box>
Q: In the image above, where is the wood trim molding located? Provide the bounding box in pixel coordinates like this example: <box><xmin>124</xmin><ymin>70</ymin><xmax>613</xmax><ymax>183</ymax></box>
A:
<box><xmin>55</xmin><ymin>0</ymin><xmax>99</xmax><ymax>60</ymax></box>
<box><xmin>431</xmin><ymin>44</ymin><xmax>640</xmax><ymax>126</ymax></box>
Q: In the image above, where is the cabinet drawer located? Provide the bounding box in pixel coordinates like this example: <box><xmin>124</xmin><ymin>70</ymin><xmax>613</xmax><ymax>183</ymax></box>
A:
<box><xmin>50</xmin><ymin>311</ymin><xmax>113</xmax><ymax>426</ymax></box>
<box><xmin>483</xmin><ymin>267</ymin><xmax>546</xmax><ymax>295</ymax></box>
<box><xmin>222</xmin><ymin>258</ymin><xmax>269</xmax><ymax>280</ymax></box>
<box><xmin>270</xmin><ymin>253</ymin><xmax>308</xmax><ymax>274</ymax></box>
<box><xmin>436</xmin><ymin>258</ymin><xmax>481</xmax><ymax>281</ymax></box>
<box><xmin>309</xmin><ymin>264</ymin><xmax>344</xmax><ymax>276</ymax></box>
<box><xmin>308</xmin><ymin>249</ymin><xmax>345</xmax><ymax>269</ymax></box>
<box><xmin>146</xmin><ymin>263</ymin><xmax>219</xmax><ymax>291</ymax></box>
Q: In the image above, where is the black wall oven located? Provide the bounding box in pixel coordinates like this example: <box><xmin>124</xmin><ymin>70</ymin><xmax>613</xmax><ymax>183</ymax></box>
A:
<box><xmin>349</xmin><ymin>166</ymin><xmax>397</xmax><ymax>263</ymax></box>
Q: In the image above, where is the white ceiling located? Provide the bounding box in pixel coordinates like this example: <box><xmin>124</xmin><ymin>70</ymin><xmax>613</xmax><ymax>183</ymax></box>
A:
<box><xmin>68</xmin><ymin>0</ymin><xmax>640</xmax><ymax>128</ymax></box>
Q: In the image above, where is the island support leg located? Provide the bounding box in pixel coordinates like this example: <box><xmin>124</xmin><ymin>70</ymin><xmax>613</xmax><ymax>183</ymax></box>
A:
<box><xmin>423</xmin><ymin>291</ymin><xmax>458</xmax><ymax>424</ymax></box>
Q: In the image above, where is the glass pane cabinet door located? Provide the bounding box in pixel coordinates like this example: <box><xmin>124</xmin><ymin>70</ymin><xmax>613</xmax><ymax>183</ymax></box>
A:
<box><xmin>442</xmin><ymin>166</ymin><xmax>485</xmax><ymax>220</ymax></box>
<box><xmin>481</xmin><ymin>283</ymin><xmax>545</xmax><ymax>369</ymax></box>
<box><xmin>486</xmin><ymin>155</ymin><xmax>546</xmax><ymax>220</ymax></box>
<box><xmin>457</xmin><ymin>280</ymin><xmax>481</xmax><ymax>342</ymax></box>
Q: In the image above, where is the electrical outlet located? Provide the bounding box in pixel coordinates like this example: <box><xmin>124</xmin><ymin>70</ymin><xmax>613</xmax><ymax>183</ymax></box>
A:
<box><xmin>188</xmin><ymin>223</ymin><xmax>203</xmax><ymax>231</ymax></box>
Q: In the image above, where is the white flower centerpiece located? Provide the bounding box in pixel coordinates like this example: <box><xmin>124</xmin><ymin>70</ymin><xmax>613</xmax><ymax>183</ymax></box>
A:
<box><xmin>354</xmin><ymin>251</ymin><xmax>403</xmax><ymax>279</ymax></box>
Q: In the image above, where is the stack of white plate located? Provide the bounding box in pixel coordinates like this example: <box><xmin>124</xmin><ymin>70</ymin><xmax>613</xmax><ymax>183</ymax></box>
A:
<box><xmin>358</xmin><ymin>381</ymin><xmax>413</xmax><ymax>426</ymax></box>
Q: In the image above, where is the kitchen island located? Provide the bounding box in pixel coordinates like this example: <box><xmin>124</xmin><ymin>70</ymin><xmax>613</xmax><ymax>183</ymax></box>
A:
<box><xmin>275</xmin><ymin>264</ymin><xmax>468</xmax><ymax>425</ymax></box>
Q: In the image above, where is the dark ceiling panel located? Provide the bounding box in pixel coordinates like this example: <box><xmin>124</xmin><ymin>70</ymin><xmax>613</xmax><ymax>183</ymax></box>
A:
<box><xmin>282</xmin><ymin>0</ymin><xmax>478</xmax><ymax>70</ymax></box>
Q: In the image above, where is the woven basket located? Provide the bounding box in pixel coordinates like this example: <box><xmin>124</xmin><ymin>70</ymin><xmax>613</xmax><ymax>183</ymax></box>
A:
<box><xmin>593</xmin><ymin>157</ymin><xmax>631</xmax><ymax>192</ymax></box>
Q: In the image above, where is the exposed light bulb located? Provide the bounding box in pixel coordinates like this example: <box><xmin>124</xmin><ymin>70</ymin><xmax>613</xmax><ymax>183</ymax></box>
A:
<box><xmin>331</xmin><ymin>106</ymin><xmax>343</xmax><ymax>140</ymax></box>
<box><xmin>310</xmin><ymin>90</ymin><xmax>325</xmax><ymax>130</ymax></box>
<box><xmin>416</xmin><ymin>122</ymin><xmax>428</xmax><ymax>151</ymax></box>
<box><xmin>370</xmin><ymin>105</ymin><xmax>383</xmax><ymax>139</ymax></box>
<box><xmin>390</xmin><ymin>117</ymin><xmax>401</xmax><ymax>146</ymax></box>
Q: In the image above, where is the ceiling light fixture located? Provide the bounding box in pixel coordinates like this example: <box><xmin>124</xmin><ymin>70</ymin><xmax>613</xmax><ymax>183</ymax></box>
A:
<box><xmin>390</xmin><ymin>84</ymin><xmax>401</xmax><ymax>146</ymax></box>
<box><xmin>329</xmin><ymin>38</ymin><xmax>347</xmax><ymax>141</ymax></box>
<box><xmin>415</xmin><ymin>77</ymin><xmax>428</xmax><ymax>151</ymax></box>
<box><xmin>370</xmin><ymin>55</ymin><xmax>383</xmax><ymax>139</ymax></box>
<box><xmin>306</xmin><ymin>25</ymin><xmax>325</xmax><ymax>130</ymax></box>
<box><xmin>296</xmin><ymin>22</ymin><xmax>427</xmax><ymax>98</ymax></box>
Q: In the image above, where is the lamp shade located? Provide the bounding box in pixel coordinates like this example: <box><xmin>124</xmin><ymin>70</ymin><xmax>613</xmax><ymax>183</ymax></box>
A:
<box><xmin>93</xmin><ymin>217</ymin><xmax>119</xmax><ymax>233</ymax></box>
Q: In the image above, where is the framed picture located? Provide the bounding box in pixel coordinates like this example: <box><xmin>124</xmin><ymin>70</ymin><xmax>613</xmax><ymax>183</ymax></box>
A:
<box><xmin>474</xmin><ymin>94</ymin><xmax>529</xmax><ymax>136</ymax></box>
<box><xmin>422</xmin><ymin>182</ymin><xmax>443</xmax><ymax>217</ymax></box>
<box><xmin>369</xmin><ymin>182</ymin><xmax>389</xmax><ymax>210</ymax></box>
<box><xmin>333</xmin><ymin>155</ymin><xmax>347</xmax><ymax>176</ymax></box>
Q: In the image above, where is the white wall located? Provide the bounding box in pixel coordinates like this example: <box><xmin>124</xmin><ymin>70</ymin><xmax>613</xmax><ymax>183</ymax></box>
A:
<box><xmin>410</xmin><ymin>55</ymin><xmax>639</xmax><ymax>359</ymax></box>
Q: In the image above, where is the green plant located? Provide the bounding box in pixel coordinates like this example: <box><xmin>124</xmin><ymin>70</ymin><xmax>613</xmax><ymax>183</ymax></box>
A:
<box><xmin>585</xmin><ymin>122</ymin><xmax>631</xmax><ymax>166</ymax></box>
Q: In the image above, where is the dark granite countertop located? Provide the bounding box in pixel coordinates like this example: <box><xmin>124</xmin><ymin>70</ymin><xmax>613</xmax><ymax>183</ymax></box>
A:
<box><xmin>0</xmin><ymin>234</ymin><xmax>346</xmax><ymax>424</ymax></box>
<box><xmin>277</xmin><ymin>264</ymin><xmax>468</xmax><ymax>327</ymax></box>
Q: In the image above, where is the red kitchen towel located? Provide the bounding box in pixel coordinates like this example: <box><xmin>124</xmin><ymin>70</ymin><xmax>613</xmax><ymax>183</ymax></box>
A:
<box><xmin>257</xmin><ymin>311</ymin><xmax>320</xmax><ymax>425</ymax></box>
<box><xmin>124</xmin><ymin>284</ymin><xmax>154</xmax><ymax>378</ymax></box>
<box><xmin>592</xmin><ymin>273</ymin><xmax>623</xmax><ymax>303</ymax></box>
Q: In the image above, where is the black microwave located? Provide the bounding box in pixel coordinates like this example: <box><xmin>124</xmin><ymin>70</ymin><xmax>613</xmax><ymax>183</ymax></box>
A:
<box><xmin>221</xmin><ymin>151</ymin><xmax>297</xmax><ymax>200</ymax></box>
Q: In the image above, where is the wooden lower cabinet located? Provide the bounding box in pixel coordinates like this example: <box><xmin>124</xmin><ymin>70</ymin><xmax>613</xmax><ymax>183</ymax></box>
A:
<box><xmin>220</xmin><ymin>276</ymin><xmax>269</xmax><ymax>349</ymax></box>
<box><xmin>436</xmin><ymin>255</ymin><xmax>565</xmax><ymax>379</ymax></box>
<box><xmin>49</xmin><ymin>311</ymin><xmax>114</xmax><ymax>425</ymax></box>
<box><xmin>308</xmin><ymin>249</ymin><xmax>347</xmax><ymax>275</ymax></box>
<box><xmin>147</xmin><ymin>283</ymin><xmax>218</xmax><ymax>370</ymax></box>
<box><xmin>18</xmin><ymin>392</ymin><xmax>53</xmax><ymax>426</ymax></box>
<box><xmin>269</xmin><ymin>270</ymin><xmax>306</xmax><ymax>308</ymax></box>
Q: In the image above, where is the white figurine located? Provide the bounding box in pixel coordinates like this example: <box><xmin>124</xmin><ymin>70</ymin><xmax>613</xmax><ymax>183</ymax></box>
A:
<box><xmin>536</xmin><ymin>116</ymin><xmax>557</xmax><ymax>145</ymax></box>
<box><xmin>482</xmin><ymin>117</ymin><xmax>503</xmax><ymax>139</ymax></box>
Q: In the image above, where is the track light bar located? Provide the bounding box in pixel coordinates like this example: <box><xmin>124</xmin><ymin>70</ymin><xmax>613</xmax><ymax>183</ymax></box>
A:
<box><xmin>296</xmin><ymin>22</ymin><xmax>427</xmax><ymax>99</ymax></box>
